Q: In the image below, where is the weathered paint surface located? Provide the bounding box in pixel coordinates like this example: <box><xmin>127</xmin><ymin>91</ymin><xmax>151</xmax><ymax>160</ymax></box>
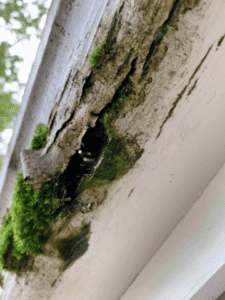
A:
<box><xmin>2</xmin><ymin>0</ymin><xmax>225</xmax><ymax>299</ymax></box>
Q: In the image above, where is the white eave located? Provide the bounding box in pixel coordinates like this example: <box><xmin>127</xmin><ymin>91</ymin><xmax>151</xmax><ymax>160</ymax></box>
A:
<box><xmin>0</xmin><ymin>0</ymin><xmax>225</xmax><ymax>300</ymax></box>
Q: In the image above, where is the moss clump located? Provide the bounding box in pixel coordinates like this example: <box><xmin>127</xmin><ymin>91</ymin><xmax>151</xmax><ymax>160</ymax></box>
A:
<box><xmin>0</xmin><ymin>123</ymin><xmax>67</xmax><ymax>274</ymax></box>
<box><xmin>10</xmin><ymin>172</ymin><xmax>66</xmax><ymax>258</ymax></box>
<box><xmin>29</xmin><ymin>123</ymin><xmax>48</xmax><ymax>152</ymax></box>
<box><xmin>89</xmin><ymin>39</ymin><xmax>105</xmax><ymax>67</ymax></box>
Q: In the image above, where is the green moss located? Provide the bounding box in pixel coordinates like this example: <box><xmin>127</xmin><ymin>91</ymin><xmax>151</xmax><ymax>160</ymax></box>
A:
<box><xmin>29</xmin><ymin>123</ymin><xmax>48</xmax><ymax>152</ymax></box>
<box><xmin>10</xmin><ymin>173</ymin><xmax>66</xmax><ymax>258</ymax></box>
<box><xmin>157</xmin><ymin>25</ymin><xmax>170</xmax><ymax>42</ymax></box>
<box><xmin>0</xmin><ymin>273</ymin><xmax>3</xmax><ymax>287</ymax></box>
<box><xmin>89</xmin><ymin>39</ymin><xmax>105</xmax><ymax>67</ymax></box>
<box><xmin>0</xmin><ymin>123</ymin><xmax>67</xmax><ymax>274</ymax></box>
<box><xmin>0</xmin><ymin>65</ymin><xmax>143</xmax><ymax>276</ymax></box>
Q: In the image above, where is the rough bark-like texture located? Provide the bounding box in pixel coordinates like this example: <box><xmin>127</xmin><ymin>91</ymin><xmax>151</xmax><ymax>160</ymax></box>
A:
<box><xmin>21</xmin><ymin>0</ymin><xmax>204</xmax><ymax>189</ymax></box>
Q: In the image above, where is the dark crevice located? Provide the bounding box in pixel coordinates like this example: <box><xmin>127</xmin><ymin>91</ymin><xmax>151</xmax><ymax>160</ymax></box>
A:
<box><xmin>49</xmin><ymin>56</ymin><xmax>138</xmax><ymax>219</ymax></box>
<box><xmin>79</xmin><ymin>70</ymin><xmax>93</xmax><ymax>103</ymax></box>
<box><xmin>105</xmin><ymin>1</ymin><xmax>124</xmax><ymax>46</ymax></box>
<box><xmin>187</xmin><ymin>79</ymin><xmax>198</xmax><ymax>96</ymax></box>
<box><xmin>48</xmin><ymin>109</ymin><xmax>54</xmax><ymax>130</ymax></box>
<box><xmin>139</xmin><ymin>0</ymin><xmax>182</xmax><ymax>84</ymax></box>
<box><xmin>116</xmin><ymin>49</ymin><xmax>133</xmax><ymax>77</ymax></box>
<box><xmin>46</xmin><ymin>110</ymin><xmax>76</xmax><ymax>154</ymax></box>
<box><xmin>45</xmin><ymin>57</ymin><xmax>138</xmax><ymax>215</ymax></box>
<box><xmin>48</xmin><ymin>120</ymin><xmax>109</xmax><ymax>218</ymax></box>
<box><xmin>97</xmin><ymin>55</ymin><xmax>138</xmax><ymax>125</ymax></box>
<box><xmin>48</xmin><ymin>93</ymin><xmax>60</xmax><ymax>135</ymax></box>
<box><xmin>48</xmin><ymin>71</ymin><xmax>94</xmax><ymax>152</ymax></box>
<box><xmin>45</xmin><ymin>33</ymin><xmax>138</xmax><ymax>218</ymax></box>
<box><xmin>48</xmin><ymin>113</ymin><xmax>56</xmax><ymax>136</ymax></box>
<box><xmin>71</xmin><ymin>69</ymin><xmax>79</xmax><ymax>86</ymax></box>
<box><xmin>217</xmin><ymin>34</ymin><xmax>225</xmax><ymax>50</ymax></box>
<box><xmin>90</xmin><ymin>111</ymin><xmax>99</xmax><ymax>117</ymax></box>
<box><xmin>128</xmin><ymin>188</ymin><xmax>134</xmax><ymax>198</ymax></box>
<box><xmin>155</xmin><ymin>44</ymin><xmax>213</xmax><ymax>140</ymax></box>
<box><xmin>118</xmin><ymin>2</ymin><xmax>125</xmax><ymax>14</ymax></box>
<box><xmin>59</xmin><ymin>69</ymin><xmax>73</xmax><ymax>104</ymax></box>
<box><xmin>104</xmin><ymin>4</ymin><xmax>124</xmax><ymax>52</ymax></box>
<box><xmin>188</xmin><ymin>45</ymin><xmax>213</xmax><ymax>82</ymax></box>
<box><xmin>106</xmin><ymin>14</ymin><xmax>118</xmax><ymax>46</ymax></box>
